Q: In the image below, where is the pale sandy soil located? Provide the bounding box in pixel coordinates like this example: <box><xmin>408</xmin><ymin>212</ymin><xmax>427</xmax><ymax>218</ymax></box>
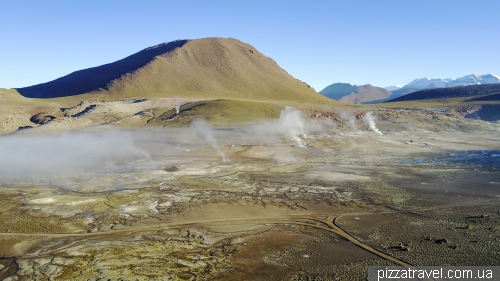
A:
<box><xmin>0</xmin><ymin>101</ymin><xmax>499</xmax><ymax>280</ymax></box>
<box><xmin>0</xmin><ymin>94</ymin><xmax>203</xmax><ymax>135</ymax></box>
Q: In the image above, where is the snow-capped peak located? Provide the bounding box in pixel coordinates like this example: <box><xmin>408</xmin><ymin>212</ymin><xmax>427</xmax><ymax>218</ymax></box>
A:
<box><xmin>401</xmin><ymin>73</ymin><xmax>500</xmax><ymax>90</ymax></box>
<box><xmin>480</xmin><ymin>73</ymin><xmax>500</xmax><ymax>82</ymax></box>
<box><xmin>384</xmin><ymin>85</ymin><xmax>402</xmax><ymax>91</ymax></box>
<box><xmin>403</xmin><ymin>77</ymin><xmax>449</xmax><ymax>90</ymax></box>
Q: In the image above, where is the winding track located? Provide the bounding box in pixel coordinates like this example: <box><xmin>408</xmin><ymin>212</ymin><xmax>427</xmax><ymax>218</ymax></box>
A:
<box><xmin>0</xmin><ymin>198</ymin><xmax>496</xmax><ymax>281</ymax></box>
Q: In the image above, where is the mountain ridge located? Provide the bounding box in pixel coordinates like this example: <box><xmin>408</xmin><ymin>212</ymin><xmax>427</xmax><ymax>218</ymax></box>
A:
<box><xmin>388</xmin><ymin>83</ymin><xmax>500</xmax><ymax>103</ymax></box>
<box><xmin>16</xmin><ymin>40</ymin><xmax>188</xmax><ymax>98</ymax></box>
<box><xmin>319</xmin><ymin>83</ymin><xmax>392</xmax><ymax>104</ymax></box>
<box><xmin>401</xmin><ymin>73</ymin><xmax>500</xmax><ymax>91</ymax></box>
<box><xmin>323</xmin><ymin>73</ymin><xmax>500</xmax><ymax>104</ymax></box>
<box><xmin>15</xmin><ymin>38</ymin><xmax>329</xmax><ymax>103</ymax></box>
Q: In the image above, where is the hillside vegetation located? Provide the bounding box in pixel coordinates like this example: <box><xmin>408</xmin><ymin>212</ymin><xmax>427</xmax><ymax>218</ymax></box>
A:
<box><xmin>1</xmin><ymin>38</ymin><xmax>340</xmax><ymax>134</ymax></box>
<box><xmin>147</xmin><ymin>99</ymin><xmax>283</xmax><ymax>127</ymax></box>
<box><xmin>16</xmin><ymin>38</ymin><xmax>330</xmax><ymax>104</ymax></box>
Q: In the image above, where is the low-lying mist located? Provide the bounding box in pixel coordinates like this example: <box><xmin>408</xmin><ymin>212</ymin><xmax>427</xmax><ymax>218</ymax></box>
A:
<box><xmin>244</xmin><ymin>106</ymin><xmax>312</xmax><ymax>147</ymax></box>
<box><xmin>190</xmin><ymin>118</ymin><xmax>228</xmax><ymax>162</ymax></box>
<box><xmin>0</xmin><ymin>131</ymin><xmax>153</xmax><ymax>182</ymax></box>
<box><xmin>0</xmin><ymin>106</ymin><xmax>384</xmax><ymax>184</ymax></box>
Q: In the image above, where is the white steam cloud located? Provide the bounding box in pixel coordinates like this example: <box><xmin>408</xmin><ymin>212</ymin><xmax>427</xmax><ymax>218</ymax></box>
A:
<box><xmin>363</xmin><ymin>111</ymin><xmax>383</xmax><ymax>135</ymax></box>
<box><xmin>0</xmin><ymin>106</ymin><xmax>319</xmax><ymax>184</ymax></box>
<box><xmin>0</xmin><ymin>131</ymin><xmax>154</xmax><ymax>182</ymax></box>
<box><xmin>190</xmin><ymin>118</ymin><xmax>228</xmax><ymax>162</ymax></box>
<box><xmin>276</xmin><ymin>106</ymin><xmax>308</xmax><ymax>146</ymax></box>
<box><xmin>246</xmin><ymin>106</ymin><xmax>309</xmax><ymax>147</ymax></box>
<box><xmin>340</xmin><ymin>112</ymin><xmax>360</xmax><ymax>133</ymax></box>
<box><xmin>175</xmin><ymin>97</ymin><xmax>181</xmax><ymax>115</ymax></box>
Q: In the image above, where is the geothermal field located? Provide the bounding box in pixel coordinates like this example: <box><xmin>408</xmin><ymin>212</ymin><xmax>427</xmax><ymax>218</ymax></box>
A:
<box><xmin>0</xmin><ymin>100</ymin><xmax>499</xmax><ymax>280</ymax></box>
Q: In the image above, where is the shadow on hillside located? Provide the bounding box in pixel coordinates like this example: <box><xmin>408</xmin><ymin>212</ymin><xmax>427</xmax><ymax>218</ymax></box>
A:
<box><xmin>465</xmin><ymin>104</ymin><xmax>500</xmax><ymax>122</ymax></box>
<box><xmin>389</xmin><ymin>84</ymin><xmax>500</xmax><ymax>102</ymax></box>
<box><xmin>466</xmin><ymin>93</ymin><xmax>500</xmax><ymax>102</ymax></box>
<box><xmin>16</xmin><ymin>40</ymin><xmax>188</xmax><ymax>98</ymax></box>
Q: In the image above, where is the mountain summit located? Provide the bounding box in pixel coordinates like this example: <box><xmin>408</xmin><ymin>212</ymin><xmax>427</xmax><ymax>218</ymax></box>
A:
<box><xmin>401</xmin><ymin>73</ymin><xmax>500</xmax><ymax>90</ymax></box>
<box><xmin>319</xmin><ymin>83</ymin><xmax>392</xmax><ymax>104</ymax></box>
<box><xmin>16</xmin><ymin>38</ymin><xmax>324</xmax><ymax>102</ymax></box>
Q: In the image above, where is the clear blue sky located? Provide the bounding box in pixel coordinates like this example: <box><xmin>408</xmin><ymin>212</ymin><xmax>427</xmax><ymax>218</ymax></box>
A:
<box><xmin>1</xmin><ymin>0</ymin><xmax>499</xmax><ymax>91</ymax></box>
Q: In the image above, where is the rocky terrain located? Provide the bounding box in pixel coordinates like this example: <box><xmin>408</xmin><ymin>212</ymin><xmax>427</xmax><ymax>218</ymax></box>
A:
<box><xmin>0</xmin><ymin>102</ymin><xmax>499</xmax><ymax>280</ymax></box>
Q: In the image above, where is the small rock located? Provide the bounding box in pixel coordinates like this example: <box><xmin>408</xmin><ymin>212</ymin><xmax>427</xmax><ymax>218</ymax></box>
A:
<box><xmin>435</xmin><ymin>238</ymin><xmax>449</xmax><ymax>244</ymax></box>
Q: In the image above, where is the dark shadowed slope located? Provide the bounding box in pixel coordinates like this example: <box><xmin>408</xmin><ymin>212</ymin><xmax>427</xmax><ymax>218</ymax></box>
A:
<box><xmin>465</xmin><ymin>93</ymin><xmax>500</xmax><ymax>102</ymax></box>
<box><xmin>16</xmin><ymin>40</ymin><xmax>188</xmax><ymax>98</ymax></box>
<box><xmin>16</xmin><ymin>38</ymin><xmax>329</xmax><ymax>103</ymax></box>
<box><xmin>387</xmin><ymin>84</ymin><xmax>500</xmax><ymax>102</ymax></box>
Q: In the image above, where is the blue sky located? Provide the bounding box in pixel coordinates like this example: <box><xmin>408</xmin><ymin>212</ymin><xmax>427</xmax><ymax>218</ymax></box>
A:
<box><xmin>1</xmin><ymin>0</ymin><xmax>499</xmax><ymax>91</ymax></box>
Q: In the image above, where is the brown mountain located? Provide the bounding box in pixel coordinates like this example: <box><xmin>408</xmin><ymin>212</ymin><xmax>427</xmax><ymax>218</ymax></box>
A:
<box><xmin>16</xmin><ymin>38</ymin><xmax>327</xmax><ymax>103</ymax></box>
<box><xmin>338</xmin><ymin>84</ymin><xmax>393</xmax><ymax>104</ymax></box>
<box><xmin>319</xmin><ymin>83</ymin><xmax>392</xmax><ymax>104</ymax></box>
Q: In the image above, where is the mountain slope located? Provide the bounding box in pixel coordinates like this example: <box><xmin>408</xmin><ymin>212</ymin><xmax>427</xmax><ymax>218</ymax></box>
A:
<box><xmin>16</xmin><ymin>40</ymin><xmax>188</xmax><ymax>98</ymax></box>
<box><xmin>401</xmin><ymin>73</ymin><xmax>500</xmax><ymax>91</ymax></box>
<box><xmin>386</xmin><ymin>83</ymin><xmax>500</xmax><ymax>122</ymax></box>
<box><xmin>339</xmin><ymin>85</ymin><xmax>392</xmax><ymax>104</ymax></box>
<box><xmin>16</xmin><ymin>38</ymin><xmax>327</xmax><ymax>103</ymax></box>
<box><xmin>319</xmin><ymin>83</ymin><xmax>392</xmax><ymax>104</ymax></box>
<box><xmin>319</xmin><ymin>83</ymin><xmax>357</xmax><ymax>100</ymax></box>
<box><xmin>384</xmin><ymin>85</ymin><xmax>402</xmax><ymax>91</ymax></box>
<box><xmin>388</xmin><ymin>83</ymin><xmax>500</xmax><ymax>103</ymax></box>
<box><xmin>363</xmin><ymin>87</ymin><xmax>421</xmax><ymax>104</ymax></box>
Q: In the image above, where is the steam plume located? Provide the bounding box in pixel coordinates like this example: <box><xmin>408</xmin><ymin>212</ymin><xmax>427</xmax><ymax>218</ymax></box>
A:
<box><xmin>190</xmin><ymin>118</ymin><xmax>228</xmax><ymax>162</ymax></box>
<box><xmin>175</xmin><ymin>97</ymin><xmax>181</xmax><ymax>115</ymax></box>
<box><xmin>0</xmin><ymin>130</ymin><xmax>155</xmax><ymax>182</ymax></box>
<box><xmin>278</xmin><ymin>106</ymin><xmax>308</xmax><ymax>146</ymax></box>
<box><xmin>340</xmin><ymin>112</ymin><xmax>360</xmax><ymax>133</ymax></box>
<box><xmin>363</xmin><ymin>111</ymin><xmax>383</xmax><ymax>135</ymax></box>
<box><xmin>246</xmin><ymin>106</ymin><xmax>309</xmax><ymax>147</ymax></box>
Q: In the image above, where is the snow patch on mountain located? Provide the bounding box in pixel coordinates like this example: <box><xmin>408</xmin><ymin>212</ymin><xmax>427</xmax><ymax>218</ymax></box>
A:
<box><xmin>384</xmin><ymin>85</ymin><xmax>402</xmax><ymax>91</ymax></box>
<box><xmin>402</xmin><ymin>73</ymin><xmax>500</xmax><ymax>90</ymax></box>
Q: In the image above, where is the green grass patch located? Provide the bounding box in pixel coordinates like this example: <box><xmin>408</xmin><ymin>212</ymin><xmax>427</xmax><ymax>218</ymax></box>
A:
<box><xmin>147</xmin><ymin>99</ymin><xmax>283</xmax><ymax>127</ymax></box>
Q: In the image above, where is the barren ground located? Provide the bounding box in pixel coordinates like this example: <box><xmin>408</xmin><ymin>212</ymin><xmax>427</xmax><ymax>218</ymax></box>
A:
<box><xmin>0</xmin><ymin>101</ymin><xmax>499</xmax><ymax>281</ymax></box>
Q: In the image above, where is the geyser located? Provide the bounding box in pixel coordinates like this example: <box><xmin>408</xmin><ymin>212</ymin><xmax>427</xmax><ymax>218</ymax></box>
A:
<box><xmin>175</xmin><ymin>97</ymin><xmax>181</xmax><ymax>115</ymax></box>
<box><xmin>190</xmin><ymin>118</ymin><xmax>228</xmax><ymax>162</ymax></box>
<box><xmin>277</xmin><ymin>106</ymin><xmax>308</xmax><ymax>146</ymax></box>
<box><xmin>363</xmin><ymin>111</ymin><xmax>383</xmax><ymax>135</ymax></box>
<box><xmin>340</xmin><ymin>112</ymin><xmax>360</xmax><ymax>134</ymax></box>
<box><xmin>245</xmin><ymin>106</ymin><xmax>309</xmax><ymax>147</ymax></box>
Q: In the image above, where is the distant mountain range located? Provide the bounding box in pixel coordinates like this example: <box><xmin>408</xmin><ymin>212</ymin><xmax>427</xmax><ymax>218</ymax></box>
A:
<box><xmin>389</xmin><ymin>83</ymin><xmax>500</xmax><ymax>102</ymax></box>
<box><xmin>384</xmin><ymin>85</ymin><xmax>402</xmax><ymax>91</ymax></box>
<box><xmin>322</xmin><ymin>73</ymin><xmax>500</xmax><ymax>104</ymax></box>
<box><xmin>319</xmin><ymin>83</ymin><xmax>392</xmax><ymax>104</ymax></box>
<box><xmin>387</xmin><ymin>83</ymin><xmax>500</xmax><ymax>121</ymax></box>
<box><xmin>400</xmin><ymin>73</ymin><xmax>500</xmax><ymax>90</ymax></box>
